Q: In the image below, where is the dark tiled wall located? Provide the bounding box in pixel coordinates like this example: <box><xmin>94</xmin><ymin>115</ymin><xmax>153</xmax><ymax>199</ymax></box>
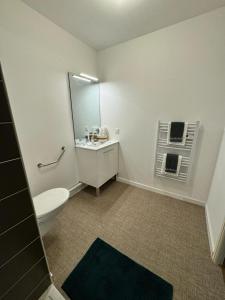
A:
<box><xmin>0</xmin><ymin>65</ymin><xmax>51</xmax><ymax>299</ymax></box>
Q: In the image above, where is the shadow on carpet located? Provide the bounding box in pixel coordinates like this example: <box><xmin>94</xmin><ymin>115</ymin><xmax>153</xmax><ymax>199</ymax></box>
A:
<box><xmin>62</xmin><ymin>238</ymin><xmax>173</xmax><ymax>300</ymax></box>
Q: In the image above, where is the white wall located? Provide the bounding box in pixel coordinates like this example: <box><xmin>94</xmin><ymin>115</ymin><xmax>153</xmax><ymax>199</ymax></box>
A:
<box><xmin>98</xmin><ymin>7</ymin><xmax>225</xmax><ymax>204</ymax></box>
<box><xmin>206</xmin><ymin>129</ymin><xmax>225</xmax><ymax>259</ymax></box>
<box><xmin>0</xmin><ymin>0</ymin><xmax>97</xmax><ymax>196</ymax></box>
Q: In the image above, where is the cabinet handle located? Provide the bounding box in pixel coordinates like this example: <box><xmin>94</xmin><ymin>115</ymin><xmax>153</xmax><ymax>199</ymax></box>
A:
<box><xmin>103</xmin><ymin>148</ymin><xmax>114</xmax><ymax>154</ymax></box>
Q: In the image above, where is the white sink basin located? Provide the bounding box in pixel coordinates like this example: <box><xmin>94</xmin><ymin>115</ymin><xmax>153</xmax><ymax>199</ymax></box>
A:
<box><xmin>86</xmin><ymin>141</ymin><xmax>102</xmax><ymax>147</ymax></box>
<box><xmin>76</xmin><ymin>140</ymin><xmax>118</xmax><ymax>150</ymax></box>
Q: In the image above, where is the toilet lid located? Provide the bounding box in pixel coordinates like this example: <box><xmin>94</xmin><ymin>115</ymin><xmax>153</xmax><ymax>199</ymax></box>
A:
<box><xmin>33</xmin><ymin>188</ymin><xmax>69</xmax><ymax>218</ymax></box>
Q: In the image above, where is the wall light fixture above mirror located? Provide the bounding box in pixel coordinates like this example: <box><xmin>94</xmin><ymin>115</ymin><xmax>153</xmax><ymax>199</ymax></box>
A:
<box><xmin>72</xmin><ymin>73</ymin><xmax>99</xmax><ymax>83</ymax></box>
<box><xmin>72</xmin><ymin>74</ymin><xmax>92</xmax><ymax>82</ymax></box>
<box><xmin>79</xmin><ymin>73</ymin><xmax>99</xmax><ymax>82</ymax></box>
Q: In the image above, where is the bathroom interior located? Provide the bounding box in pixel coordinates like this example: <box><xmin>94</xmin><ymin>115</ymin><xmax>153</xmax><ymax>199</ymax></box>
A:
<box><xmin>1</xmin><ymin>1</ymin><xmax>225</xmax><ymax>299</ymax></box>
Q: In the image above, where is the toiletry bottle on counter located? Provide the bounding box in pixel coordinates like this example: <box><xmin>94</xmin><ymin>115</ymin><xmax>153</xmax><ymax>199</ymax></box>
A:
<box><xmin>84</xmin><ymin>127</ymin><xmax>90</xmax><ymax>142</ymax></box>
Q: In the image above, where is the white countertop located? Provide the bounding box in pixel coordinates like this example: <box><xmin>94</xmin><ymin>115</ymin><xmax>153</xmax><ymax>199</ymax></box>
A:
<box><xmin>75</xmin><ymin>140</ymin><xmax>119</xmax><ymax>151</ymax></box>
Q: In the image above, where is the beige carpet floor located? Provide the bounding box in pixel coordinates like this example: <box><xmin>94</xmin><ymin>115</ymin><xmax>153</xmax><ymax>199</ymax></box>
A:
<box><xmin>43</xmin><ymin>181</ymin><xmax>225</xmax><ymax>300</ymax></box>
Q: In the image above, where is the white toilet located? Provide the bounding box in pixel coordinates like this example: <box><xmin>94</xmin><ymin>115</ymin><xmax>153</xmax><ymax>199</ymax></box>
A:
<box><xmin>33</xmin><ymin>188</ymin><xmax>69</xmax><ymax>236</ymax></box>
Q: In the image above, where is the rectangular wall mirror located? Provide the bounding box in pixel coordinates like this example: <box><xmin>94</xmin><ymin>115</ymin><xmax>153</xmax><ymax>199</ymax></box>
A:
<box><xmin>68</xmin><ymin>72</ymin><xmax>101</xmax><ymax>143</ymax></box>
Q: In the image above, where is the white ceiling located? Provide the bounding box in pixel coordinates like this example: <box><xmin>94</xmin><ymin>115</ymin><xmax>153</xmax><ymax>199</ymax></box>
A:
<box><xmin>22</xmin><ymin>0</ymin><xmax>225</xmax><ymax>50</ymax></box>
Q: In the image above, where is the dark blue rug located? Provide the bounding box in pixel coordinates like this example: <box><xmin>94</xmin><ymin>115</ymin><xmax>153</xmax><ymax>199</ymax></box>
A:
<box><xmin>62</xmin><ymin>238</ymin><xmax>173</xmax><ymax>300</ymax></box>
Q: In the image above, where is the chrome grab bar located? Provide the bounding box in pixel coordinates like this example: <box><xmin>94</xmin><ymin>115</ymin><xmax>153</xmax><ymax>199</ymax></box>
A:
<box><xmin>37</xmin><ymin>146</ymin><xmax>65</xmax><ymax>168</ymax></box>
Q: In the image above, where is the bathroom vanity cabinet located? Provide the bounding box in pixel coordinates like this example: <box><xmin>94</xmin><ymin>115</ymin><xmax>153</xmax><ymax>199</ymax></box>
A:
<box><xmin>76</xmin><ymin>141</ymin><xmax>119</xmax><ymax>195</ymax></box>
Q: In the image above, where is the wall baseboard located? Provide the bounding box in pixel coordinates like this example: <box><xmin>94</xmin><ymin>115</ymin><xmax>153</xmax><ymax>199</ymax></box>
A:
<box><xmin>205</xmin><ymin>205</ymin><xmax>215</xmax><ymax>255</ymax></box>
<box><xmin>69</xmin><ymin>182</ymin><xmax>86</xmax><ymax>198</ymax></box>
<box><xmin>39</xmin><ymin>284</ymin><xmax>65</xmax><ymax>300</ymax></box>
<box><xmin>117</xmin><ymin>176</ymin><xmax>205</xmax><ymax>207</ymax></box>
<box><xmin>205</xmin><ymin>204</ymin><xmax>225</xmax><ymax>265</ymax></box>
<box><xmin>212</xmin><ymin>220</ymin><xmax>225</xmax><ymax>265</ymax></box>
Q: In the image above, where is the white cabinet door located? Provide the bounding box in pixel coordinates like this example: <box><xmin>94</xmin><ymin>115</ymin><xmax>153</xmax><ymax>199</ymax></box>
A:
<box><xmin>97</xmin><ymin>144</ymin><xmax>118</xmax><ymax>187</ymax></box>
<box><xmin>77</xmin><ymin>149</ymin><xmax>98</xmax><ymax>187</ymax></box>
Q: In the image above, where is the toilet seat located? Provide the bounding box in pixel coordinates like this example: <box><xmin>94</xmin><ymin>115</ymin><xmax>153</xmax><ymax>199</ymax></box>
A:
<box><xmin>33</xmin><ymin>188</ymin><xmax>69</xmax><ymax>219</ymax></box>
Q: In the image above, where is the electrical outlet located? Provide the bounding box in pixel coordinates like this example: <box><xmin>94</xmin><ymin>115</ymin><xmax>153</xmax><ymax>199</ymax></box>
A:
<box><xmin>115</xmin><ymin>128</ymin><xmax>120</xmax><ymax>135</ymax></box>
